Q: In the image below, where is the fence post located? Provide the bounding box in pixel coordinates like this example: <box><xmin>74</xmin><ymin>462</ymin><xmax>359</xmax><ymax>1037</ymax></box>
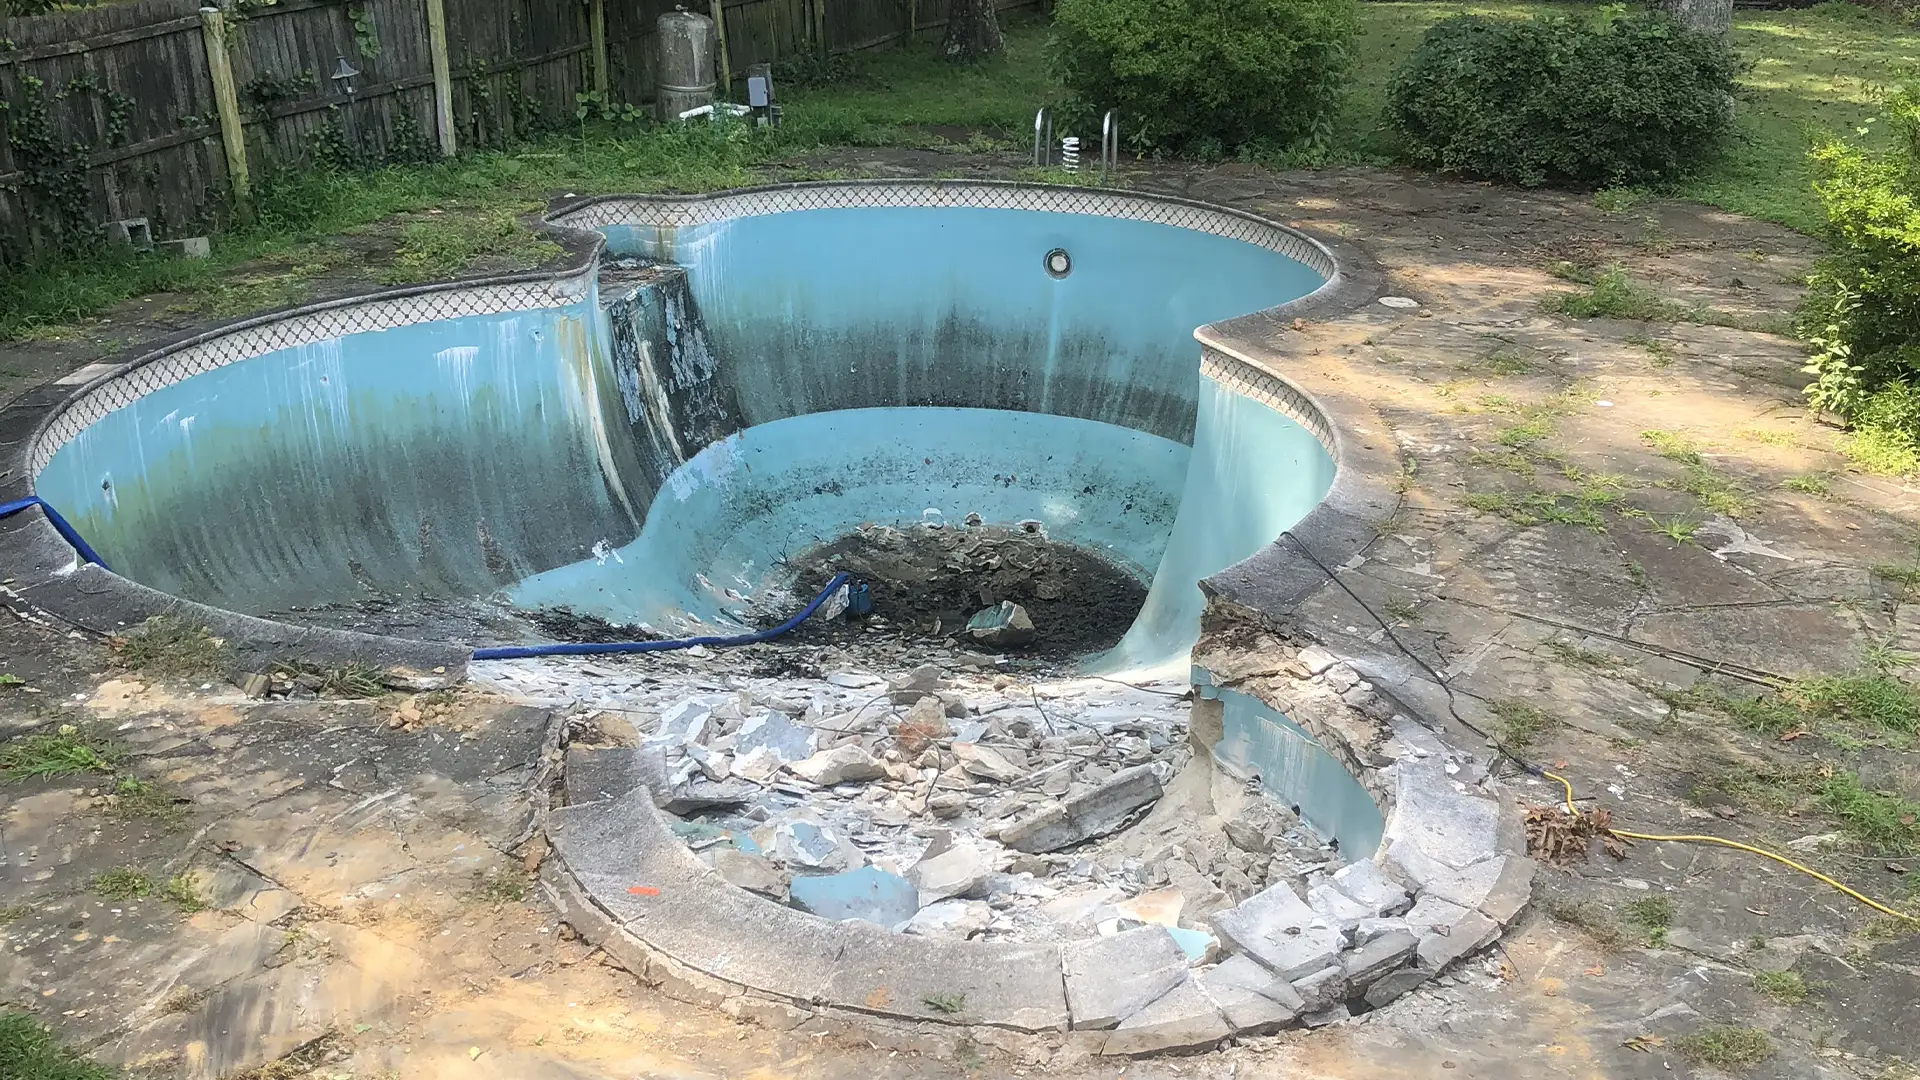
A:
<box><xmin>709</xmin><ymin>0</ymin><xmax>731</xmax><ymax>95</ymax></box>
<box><xmin>199</xmin><ymin>6</ymin><xmax>252</xmax><ymax>222</ymax></box>
<box><xmin>589</xmin><ymin>0</ymin><xmax>608</xmax><ymax>95</ymax></box>
<box><xmin>424</xmin><ymin>0</ymin><xmax>456</xmax><ymax>157</ymax></box>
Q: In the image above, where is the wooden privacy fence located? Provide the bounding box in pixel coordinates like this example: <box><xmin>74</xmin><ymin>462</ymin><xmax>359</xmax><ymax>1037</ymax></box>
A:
<box><xmin>0</xmin><ymin>0</ymin><xmax>1040</xmax><ymax>263</ymax></box>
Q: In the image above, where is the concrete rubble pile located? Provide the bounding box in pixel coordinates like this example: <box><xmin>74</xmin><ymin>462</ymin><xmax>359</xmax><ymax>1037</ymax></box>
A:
<box><xmin>566</xmin><ymin>659</ymin><xmax>1347</xmax><ymax>948</ymax></box>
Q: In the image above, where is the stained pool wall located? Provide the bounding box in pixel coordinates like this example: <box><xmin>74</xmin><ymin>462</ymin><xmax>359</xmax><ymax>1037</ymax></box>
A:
<box><xmin>31</xmin><ymin>191</ymin><xmax>1333</xmax><ymax>657</ymax></box>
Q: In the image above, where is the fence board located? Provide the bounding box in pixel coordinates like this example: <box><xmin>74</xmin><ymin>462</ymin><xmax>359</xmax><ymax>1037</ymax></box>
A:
<box><xmin>1</xmin><ymin>0</ymin><xmax>1041</xmax><ymax>262</ymax></box>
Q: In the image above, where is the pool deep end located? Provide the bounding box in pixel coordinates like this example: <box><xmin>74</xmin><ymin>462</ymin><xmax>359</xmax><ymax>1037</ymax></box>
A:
<box><xmin>33</xmin><ymin>189</ymin><xmax>1336</xmax><ymax>670</ymax></box>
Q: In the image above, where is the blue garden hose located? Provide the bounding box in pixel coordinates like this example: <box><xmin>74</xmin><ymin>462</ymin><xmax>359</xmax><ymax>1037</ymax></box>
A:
<box><xmin>0</xmin><ymin>496</ymin><xmax>111</xmax><ymax>571</ymax></box>
<box><xmin>4</xmin><ymin>493</ymin><xmax>846</xmax><ymax>659</ymax></box>
<box><xmin>470</xmin><ymin>571</ymin><xmax>852</xmax><ymax>659</ymax></box>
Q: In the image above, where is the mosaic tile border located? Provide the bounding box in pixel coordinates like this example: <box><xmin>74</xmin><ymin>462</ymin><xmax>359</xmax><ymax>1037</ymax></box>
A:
<box><xmin>551</xmin><ymin>181</ymin><xmax>1339</xmax><ymax>280</ymax></box>
<box><xmin>26</xmin><ymin>270</ymin><xmax>594</xmax><ymax>477</ymax></box>
<box><xmin>1201</xmin><ymin>348</ymin><xmax>1334</xmax><ymax>454</ymax></box>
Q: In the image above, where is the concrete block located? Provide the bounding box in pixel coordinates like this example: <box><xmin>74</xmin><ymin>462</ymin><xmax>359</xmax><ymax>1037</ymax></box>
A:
<box><xmin>1416</xmin><ymin>909</ymin><xmax>1499</xmax><ymax>971</ymax></box>
<box><xmin>1100</xmin><ymin>977</ymin><xmax>1230</xmax><ymax>1056</ymax></box>
<box><xmin>1420</xmin><ymin>855</ymin><xmax>1505</xmax><ymax>911</ymax></box>
<box><xmin>1289</xmin><ymin>965</ymin><xmax>1346</xmax><ymax>1012</ymax></box>
<box><xmin>1298</xmin><ymin>646</ymin><xmax>1338</xmax><ymax>674</ymax></box>
<box><xmin>1302</xmin><ymin>1002</ymin><xmax>1351</xmax><ymax>1027</ymax></box>
<box><xmin>157</xmin><ymin>236</ymin><xmax>211</xmax><ymax>259</ymax></box>
<box><xmin>1340</xmin><ymin>929</ymin><xmax>1417</xmax><ymax>991</ymax></box>
<box><xmin>1331</xmin><ymin>859</ymin><xmax>1412</xmax><ymax>916</ymax></box>
<box><xmin>1002</xmin><ymin>765</ymin><xmax>1163</xmax><ymax>854</ymax></box>
<box><xmin>652</xmin><ymin>699</ymin><xmax>714</xmax><ymax>746</ymax></box>
<box><xmin>788</xmin><ymin>866</ymin><xmax>919</xmax><ymax>928</ymax></box>
<box><xmin>1307</xmin><ymin>881</ymin><xmax>1374</xmax><ymax>929</ymax></box>
<box><xmin>826</xmin><ymin>921</ymin><xmax>1069</xmax><ymax>1031</ymax></box>
<box><xmin>1363</xmin><ymin>966</ymin><xmax>1433</xmax><ymax>1007</ymax></box>
<box><xmin>1386</xmin><ymin>761</ymin><xmax>1500</xmax><ymax>870</ymax></box>
<box><xmin>1063</xmin><ymin>926</ymin><xmax>1190</xmax><ymax>1029</ymax></box>
<box><xmin>1193</xmin><ymin>954</ymin><xmax>1303</xmax><ymax>1033</ymax></box>
<box><xmin>563</xmin><ymin>746</ymin><xmax>642</xmax><ymax>804</ymax></box>
<box><xmin>1382</xmin><ymin>835</ymin><xmax>1452</xmax><ymax>891</ymax></box>
<box><xmin>907</xmin><ymin>842</ymin><xmax>992</xmax><ymax>903</ymax></box>
<box><xmin>1353</xmin><ymin>916</ymin><xmax>1411</xmax><ymax>945</ymax></box>
<box><xmin>1476</xmin><ymin>855</ymin><xmax>1536</xmax><ymax>926</ymax></box>
<box><xmin>1211</xmin><ymin>882</ymin><xmax>1345</xmax><ymax>981</ymax></box>
<box><xmin>1404</xmin><ymin>894</ymin><xmax>1472</xmax><ymax>934</ymax></box>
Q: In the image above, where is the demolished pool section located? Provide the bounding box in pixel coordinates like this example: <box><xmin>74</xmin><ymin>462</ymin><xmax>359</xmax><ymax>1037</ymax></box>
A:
<box><xmin>31</xmin><ymin>186</ymin><xmax>1335</xmax><ymax>671</ymax></box>
<box><xmin>18</xmin><ymin>183</ymin><xmax>1530</xmax><ymax>1053</ymax></box>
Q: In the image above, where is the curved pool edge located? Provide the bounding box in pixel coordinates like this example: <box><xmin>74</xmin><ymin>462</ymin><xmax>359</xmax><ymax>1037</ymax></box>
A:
<box><xmin>0</xmin><ymin>180</ymin><xmax>1370</xmax><ymax>676</ymax></box>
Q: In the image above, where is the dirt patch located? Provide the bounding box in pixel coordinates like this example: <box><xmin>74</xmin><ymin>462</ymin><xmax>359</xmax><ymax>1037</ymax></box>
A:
<box><xmin>777</xmin><ymin>522</ymin><xmax>1148</xmax><ymax>661</ymax></box>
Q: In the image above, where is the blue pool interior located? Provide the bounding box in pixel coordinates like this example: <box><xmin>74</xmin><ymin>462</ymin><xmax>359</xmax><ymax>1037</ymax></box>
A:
<box><xmin>35</xmin><ymin>202</ymin><xmax>1335</xmax><ymax>674</ymax></box>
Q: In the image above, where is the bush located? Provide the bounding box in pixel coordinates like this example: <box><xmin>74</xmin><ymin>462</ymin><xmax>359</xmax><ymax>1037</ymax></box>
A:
<box><xmin>1386</xmin><ymin>11</ymin><xmax>1740</xmax><ymax>188</ymax></box>
<box><xmin>1047</xmin><ymin>0</ymin><xmax>1359</xmax><ymax>158</ymax></box>
<box><xmin>1801</xmin><ymin>78</ymin><xmax>1920</xmax><ymax>421</ymax></box>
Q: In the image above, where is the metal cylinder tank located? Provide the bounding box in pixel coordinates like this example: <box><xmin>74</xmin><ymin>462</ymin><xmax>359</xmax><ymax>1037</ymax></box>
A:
<box><xmin>656</xmin><ymin>7</ymin><xmax>717</xmax><ymax>122</ymax></box>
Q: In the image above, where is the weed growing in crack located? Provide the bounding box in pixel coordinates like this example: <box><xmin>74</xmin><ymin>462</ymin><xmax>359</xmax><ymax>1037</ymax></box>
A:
<box><xmin>1537</xmin><ymin>897</ymin><xmax>1633</xmax><ymax>951</ymax></box>
<box><xmin>1622</xmin><ymin>896</ymin><xmax>1675</xmax><ymax>946</ymax></box>
<box><xmin>1544</xmin><ymin>265</ymin><xmax>1684</xmax><ymax>321</ymax></box>
<box><xmin>90</xmin><ymin>868</ymin><xmax>154</xmax><ymax>901</ymax></box>
<box><xmin>1383</xmin><ymin>597</ymin><xmax>1420</xmax><ymax>622</ymax></box>
<box><xmin>162</xmin><ymin>872</ymin><xmax>208</xmax><ymax>913</ymax></box>
<box><xmin>1784</xmin><ymin>473</ymin><xmax>1832</xmax><ymax>497</ymax></box>
<box><xmin>1543</xmin><ymin>639</ymin><xmax>1623</xmax><ymax>668</ymax></box>
<box><xmin>1752</xmin><ymin>970</ymin><xmax>1808</xmax><ymax>1003</ymax></box>
<box><xmin>923</xmin><ymin>992</ymin><xmax>967</xmax><ymax>1015</ymax></box>
<box><xmin>1675</xmin><ymin>1026</ymin><xmax>1774</xmax><ymax>1071</ymax></box>
<box><xmin>1642</xmin><ymin>514</ymin><xmax>1699</xmax><ymax>544</ymax></box>
<box><xmin>110</xmin><ymin>616</ymin><xmax>224</xmax><ymax>679</ymax></box>
<box><xmin>159</xmin><ymin>985</ymin><xmax>210</xmax><ymax>1014</ymax></box>
<box><xmin>1625</xmin><ymin>331</ymin><xmax>1676</xmax><ymax>366</ymax></box>
<box><xmin>473</xmin><ymin>867</ymin><xmax>532</xmax><ymax>905</ymax></box>
<box><xmin>1490</xmin><ymin>700</ymin><xmax>1557</xmax><ymax>752</ymax></box>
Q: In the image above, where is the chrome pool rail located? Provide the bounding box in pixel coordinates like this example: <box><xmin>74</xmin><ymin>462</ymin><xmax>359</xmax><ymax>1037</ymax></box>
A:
<box><xmin>1032</xmin><ymin>107</ymin><xmax>1052</xmax><ymax>167</ymax></box>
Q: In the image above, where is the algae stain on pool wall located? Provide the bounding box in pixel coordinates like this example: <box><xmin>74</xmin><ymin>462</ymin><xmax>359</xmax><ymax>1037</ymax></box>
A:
<box><xmin>36</xmin><ymin>197</ymin><xmax>1336</xmax><ymax>667</ymax></box>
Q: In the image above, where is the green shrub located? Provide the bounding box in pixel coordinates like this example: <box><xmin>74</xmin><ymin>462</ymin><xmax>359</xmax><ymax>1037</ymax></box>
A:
<box><xmin>1047</xmin><ymin>0</ymin><xmax>1359</xmax><ymax>158</ymax></box>
<box><xmin>1802</xmin><ymin>79</ymin><xmax>1920</xmax><ymax>421</ymax></box>
<box><xmin>1386</xmin><ymin>11</ymin><xmax>1740</xmax><ymax>188</ymax></box>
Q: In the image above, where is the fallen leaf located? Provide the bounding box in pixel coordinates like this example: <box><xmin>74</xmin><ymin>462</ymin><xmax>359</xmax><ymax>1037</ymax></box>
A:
<box><xmin>1887</xmin><ymin>862</ymin><xmax>1911</xmax><ymax>874</ymax></box>
<box><xmin>469</xmin><ymin>1047</ymin><xmax>483</xmax><ymax>1060</ymax></box>
<box><xmin>1623</xmin><ymin>1035</ymin><xmax>1666</xmax><ymax>1053</ymax></box>
<box><xmin>865</xmin><ymin>987</ymin><xmax>891</xmax><ymax>1009</ymax></box>
<box><xmin>1779</xmin><ymin>730</ymin><xmax>1810</xmax><ymax>742</ymax></box>
<box><xmin>1746</xmin><ymin>906</ymin><xmax>1770</xmax><ymax>917</ymax></box>
<box><xmin>627</xmin><ymin>886</ymin><xmax>661</xmax><ymax>896</ymax></box>
<box><xmin>1584</xmin><ymin>964</ymin><xmax>1605</xmax><ymax>977</ymax></box>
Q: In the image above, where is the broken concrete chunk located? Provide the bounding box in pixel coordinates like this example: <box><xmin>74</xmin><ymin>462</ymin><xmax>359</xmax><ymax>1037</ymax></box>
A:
<box><xmin>901</xmin><ymin>898</ymin><xmax>993</xmax><ymax>939</ymax></box>
<box><xmin>927</xmin><ymin>792</ymin><xmax>968</xmax><ymax>818</ymax></box>
<box><xmin>966</xmin><ymin>601</ymin><xmax>1036</xmax><ymax>648</ymax></box>
<box><xmin>787</xmin><ymin>866</ymin><xmax>919</xmax><ymax>928</ymax></box>
<box><xmin>1001</xmin><ymin>765</ymin><xmax>1163</xmax><ymax>854</ymax></box>
<box><xmin>1331</xmin><ymin>859</ymin><xmax>1413</xmax><ymax>916</ymax></box>
<box><xmin>1289</xmin><ymin>964</ymin><xmax>1346</xmax><ymax>1012</ymax></box>
<box><xmin>1385</xmin><ymin>761</ymin><xmax>1500</xmax><ymax>870</ymax></box>
<box><xmin>952</xmin><ymin>741</ymin><xmax>1025</xmax><ymax>783</ymax></box>
<box><xmin>652</xmin><ymin>699</ymin><xmax>714</xmax><ymax>747</ymax></box>
<box><xmin>1113</xmin><ymin>887</ymin><xmax>1184</xmax><ymax>928</ymax></box>
<box><xmin>730</xmin><ymin>745</ymin><xmax>788</xmax><ymax>785</ymax></box>
<box><xmin>711</xmin><ymin>847</ymin><xmax>785</xmax><ymax>897</ymax></box>
<box><xmin>1064</xmin><ymin>926</ymin><xmax>1191</xmax><ymax>1030</ymax></box>
<box><xmin>685</xmin><ymin>742</ymin><xmax>731</xmax><ymax>782</ymax></box>
<box><xmin>1307</xmin><ymin>882</ymin><xmax>1374</xmax><ymax>928</ymax></box>
<box><xmin>895</xmin><ymin>696</ymin><xmax>952</xmax><ymax>754</ymax></box>
<box><xmin>786</xmin><ymin>744</ymin><xmax>887</xmax><ymax>786</ymax></box>
<box><xmin>1100</xmin><ymin>976</ymin><xmax>1230</xmax><ymax>1056</ymax></box>
<box><xmin>733</xmin><ymin>709</ymin><xmax>817</xmax><ymax>764</ymax></box>
<box><xmin>906</xmin><ymin>842</ymin><xmax>993</xmax><ymax>903</ymax></box>
<box><xmin>1297</xmin><ymin>646</ymin><xmax>1338</xmax><ymax>675</ymax></box>
<box><xmin>768</xmin><ymin>819</ymin><xmax>863</xmax><ymax>873</ymax></box>
<box><xmin>1363</xmin><ymin>965</ymin><xmax>1433</xmax><ymax>1007</ymax></box>
<box><xmin>659</xmin><ymin>780</ymin><xmax>756</xmax><ymax>815</ymax></box>
<box><xmin>1341</xmin><ymin>929</ymin><xmax>1417</xmax><ymax>990</ymax></box>
<box><xmin>1193</xmin><ymin>953</ymin><xmax>1304</xmax><ymax>1033</ymax></box>
<box><xmin>1475</xmin><ymin>855</ymin><xmax>1536</xmax><ymax>926</ymax></box>
<box><xmin>1212</xmin><ymin>882</ymin><xmax>1347</xmax><ymax>981</ymax></box>
<box><xmin>1416</xmin><ymin>908</ymin><xmax>1499</xmax><ymax>971</ymax></box>
<box><xmin>1222</xmin><ymin>819</ymin><xmax>1272</xmax><ymax>855</ymax></box>
<box><xmin>888</xmin><ymin>664</ymin><xmax>943</xmax><ymax>703</ymax></box>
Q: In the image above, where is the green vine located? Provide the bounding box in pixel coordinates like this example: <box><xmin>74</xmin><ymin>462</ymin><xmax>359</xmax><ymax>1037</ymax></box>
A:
<box><xmin>55</xmin><ymin>72</ymin><xmax>134</xmax><ymax>148</ymax></box>
<box><xmin>461</xmin><ymin>58</ymin><xmax>495</xmax><ymax>148</ymax></box>
<box><xmin>346</xmin><ymin>2</ymin><xmax>381</xmax><ymax>58</ymax></box>
<box><xmin>242</xmin><ymin>69</ymin><xmax>314</xmax><ymax>144</ymax></box>
<box><xmin>2</xmin><ymin>74</ymin><xmax>97</xmax><ymax>248</ymax></box>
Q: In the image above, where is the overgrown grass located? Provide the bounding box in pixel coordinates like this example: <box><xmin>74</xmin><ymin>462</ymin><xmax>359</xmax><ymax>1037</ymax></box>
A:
<box><xmin>1783</xmin><ymin>473</ymin><xmax>1832</xmax><ymax>496</ymax></box>
<box><xmin>1545</xmin><ymin>265</ymin><xmax>1684</xmax><ymax>321</ymax></box>
<box><xmin>0</xmin><ymin>1012</ymin><xmax>117</xmax><ymax>1080</ymax></box>
<box><xmin>109</xmin><ymin>616</ymin><xmax>224</xmax><ymax>679</ymax></box>
<box><xmin>89</xmin><ymin>868</ymin><xmax>154</xmax><ymax>901</ymax></box>
<box><xmin>1675</xmin><ymin>1025</ymin><xmax>1775</xmax><ymax>1071</ymax></box>
<box><xmin>379</xmin><ymin>206</ymin><xmax>562</xmax><ymax>284</ymax></box>
<box><xmin>161</xmin><ymin>873</ymin><xmax>207</xmax><ymax>913</ymax></box>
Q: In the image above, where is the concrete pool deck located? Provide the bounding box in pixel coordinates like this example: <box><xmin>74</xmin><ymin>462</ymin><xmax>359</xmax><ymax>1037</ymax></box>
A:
<box><xmin>3</xmin><ymin>156</ymin><xmax>1917</xmax><ymax>1080</ymax></box>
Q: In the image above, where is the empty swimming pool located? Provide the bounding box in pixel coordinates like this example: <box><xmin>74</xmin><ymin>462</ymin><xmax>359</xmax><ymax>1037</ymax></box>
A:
<box><xmin>27</xmin><ymin>183</ymin><xmax>1339</xmax><ymax>671</ymax></box>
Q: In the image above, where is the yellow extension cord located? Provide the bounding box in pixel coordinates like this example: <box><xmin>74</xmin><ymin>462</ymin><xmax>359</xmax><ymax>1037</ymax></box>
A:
<box><xmin>1540</xmin><ymin>770</ymin><xmax>1918</xmax><ymax>924</ymax></box>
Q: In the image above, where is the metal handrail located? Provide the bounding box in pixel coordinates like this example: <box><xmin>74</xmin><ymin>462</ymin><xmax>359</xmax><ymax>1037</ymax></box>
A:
<box><xmin>1100</xmin><ymin>110</ymin><xmax>1119</xmax><ymax>181</ymax></box>
<box><xmin>1033</xmin><ymin>107</ymin><xmax>1053</xmax><ymax>167</ymax></box>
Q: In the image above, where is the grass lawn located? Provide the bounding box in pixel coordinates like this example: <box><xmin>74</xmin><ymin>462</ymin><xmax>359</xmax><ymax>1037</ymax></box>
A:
<box><xmin>0</xmin><ymin>1012</ymin><xmax>115</xmax><ymax>1080</ymax></box>
<box><xmin>1</xmin><ymin>2</ymin><xmax>1913</xmax><ymax>339</ymax></box>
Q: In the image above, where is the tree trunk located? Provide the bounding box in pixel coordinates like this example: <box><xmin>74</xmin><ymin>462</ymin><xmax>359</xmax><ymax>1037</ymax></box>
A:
<box><xmin>1658</xmin><ymin>0</ymin><xmax>1732</xmax><ymax>37</ymax></box>
<box><xmin>942</xmin><ymin>0</ymin><xmax>1002</xmax><ymax>63</ymax></box>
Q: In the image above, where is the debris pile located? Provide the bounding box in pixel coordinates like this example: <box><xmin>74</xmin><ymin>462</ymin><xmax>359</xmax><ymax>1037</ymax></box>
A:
<box><xmin>569</xmin><ymin>659</ymin><xmax>1348</xmax><ymax>945</ymax></box>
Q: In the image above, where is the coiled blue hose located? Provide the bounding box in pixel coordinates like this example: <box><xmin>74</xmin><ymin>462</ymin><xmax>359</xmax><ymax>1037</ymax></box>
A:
<box><xmin>4</xmin><ymin>493</ymin><xmax>846</xmax><ymax>660</ymax></box>
<box><xmin>0</xmin><ymin>496</ymin><xmax>111</xmax><ymax>571</ymax></box>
